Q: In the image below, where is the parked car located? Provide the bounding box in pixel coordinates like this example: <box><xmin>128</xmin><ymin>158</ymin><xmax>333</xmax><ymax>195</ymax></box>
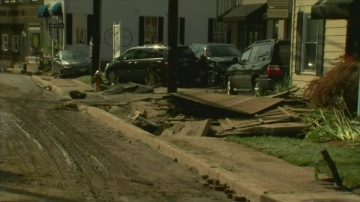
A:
<box><xmin>189</xmin><ymin>43</ymin><xmax>242</xmax><ymax>87</ymax></box>
<box><xmin>226</xmin><ymin>39</ymin><xmax>290</xmax><ymax>94</ymax></box>
<box><xmin>104</xmin><ymin>44</ymin><xmax>200</xmax><ymax>86</ymax></box>
<box><xmin>52</xmin><ymin>49</ymin><xmax>92</xmax><ymax>77</ymax></box>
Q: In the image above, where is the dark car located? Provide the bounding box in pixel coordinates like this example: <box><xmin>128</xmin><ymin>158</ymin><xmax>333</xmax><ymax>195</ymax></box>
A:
<box><xmin>226</xmin><ymin>39</ymin><xmax>290</xmax><ymax>94</ymax></box>
<box><xmin>104</xmin><ymin>44</ymin><xmax>200</xmax><ymax>86</ymax></box>
<box><xmin>52</xmin><ymin>50</ymin><xmax>91</xmax><ymax>77</ymax></box>
<box><xmin>189</xmin><ymin>43</ymin><xmax>242</xmax><ymax>87</ymax></box>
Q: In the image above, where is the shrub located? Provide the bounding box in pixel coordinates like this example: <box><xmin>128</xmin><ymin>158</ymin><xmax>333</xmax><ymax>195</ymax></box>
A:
<box><xmin>303</xmin><ymin>56</ymin><xmax>359</xmax><ymax>112</ymax></box>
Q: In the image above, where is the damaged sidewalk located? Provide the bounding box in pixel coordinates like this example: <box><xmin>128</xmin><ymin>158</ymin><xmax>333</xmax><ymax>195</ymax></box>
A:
<box><xmin>31</xmin><ymin>75</ymin><xmax>360</xmax><ymax>202</ymax></box>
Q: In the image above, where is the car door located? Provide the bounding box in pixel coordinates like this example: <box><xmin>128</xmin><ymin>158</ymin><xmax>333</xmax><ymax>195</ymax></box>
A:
<box><xmin>117</xmin><ymin>48</ymin><xmax>143</xmax><ymax>82</ymax></box>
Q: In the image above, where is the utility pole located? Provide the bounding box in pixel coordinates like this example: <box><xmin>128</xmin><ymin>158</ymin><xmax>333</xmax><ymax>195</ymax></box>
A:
<box><xmin>167</xmin><ymin>0</ymin><xmax>178</xmax><ymax>93</ymax></box>
<box><xmin>92</xmin><ymin>0</ymin><xmax>101</xmax><ymax>83</ymax></box>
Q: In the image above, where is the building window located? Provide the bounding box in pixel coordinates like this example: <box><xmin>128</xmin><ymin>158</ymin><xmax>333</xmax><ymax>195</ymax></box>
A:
<box><xmin>1</xmin><ymin>34</ymin><xmax>9</xmax><ymax>51</ymax></box>
<box><xmin>144</xmin><ymin>17</ymin><xmax>158</xmax><ymax>44</ymax></box>
<box><xmin>301</xmin><ymin>13</ymin><xmax>324</xmax><ymax>73</ymax></box>
<box><xmin>213</xmin><ymin>21</ymin><xmax>227</xmax><ymax>43</ymax></box>
<box><xmin>139</xmin><ymin>16</ymin><xmax>164</xmax><ymax>45</ymax></box>
<box><xmin>3</xmin><ymin>0</ymin><xmax>23</xmax><ymax>3</ymax></box>
<box><xmin>11</xmin><ymin>35</ymin><xmax>20</xmax><ymax>52</ymax></box>
<box><xmin>208</xmin><ymin>18</ymin><xmax>228</xmax><ymax>43</ymax></box>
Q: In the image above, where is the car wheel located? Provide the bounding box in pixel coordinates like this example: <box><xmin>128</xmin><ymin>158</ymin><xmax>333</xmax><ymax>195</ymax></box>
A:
<box><xmin>227</xmin><ymin>80</ymin><xmax>235</xmax><ymax>95</ymax></box>
<box><xmin>144</xmin><ymin>70</ymin><xmax>160</xmax><ymax>86</ymax></box>
<box><xmin>106</xmin><ymin>68</ymin><xmax>119</xmax><ymax>83</ymax></box>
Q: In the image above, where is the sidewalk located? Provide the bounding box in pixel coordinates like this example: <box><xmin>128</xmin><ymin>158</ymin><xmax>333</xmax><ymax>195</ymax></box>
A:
<box><xmin>31</xmin><ymin>75</ymin><xmax>360</xmax><ymax>202</ymax></box>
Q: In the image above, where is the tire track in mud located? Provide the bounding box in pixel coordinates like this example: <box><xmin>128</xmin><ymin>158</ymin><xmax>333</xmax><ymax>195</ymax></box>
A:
<box><xmin>0</xmin><ymin>111</ymin><xmax>42</xmax><ymax>174</ymax></box>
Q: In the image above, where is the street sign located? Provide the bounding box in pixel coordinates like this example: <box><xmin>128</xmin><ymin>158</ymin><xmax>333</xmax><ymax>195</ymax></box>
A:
<box><xmin>49</xmin><ymin>22</ymin><xmax>64</xmax><ymax>29</ymax></box>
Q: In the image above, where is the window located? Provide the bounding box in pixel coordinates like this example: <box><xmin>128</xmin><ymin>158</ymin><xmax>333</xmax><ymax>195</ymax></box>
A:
<box><xmin>248</xmin><ymin>45</ymin><xmax>261</xmax><ymax>63</ymax></box>
<box><xmin>120</xmin><ymin>49</ymin><xmax>138</xmax><ymax>60</ymax></box>
<box><xmin>1</xmin><ymin>34</ymin><xmax>9</xmax><ymax>51</ymax></box>
<box><xmin>144</xmin><ymin>17</ymin><xmax>158</xmax><ymax>44</ymax></box>
<box><xmin>213</xmin><ymin>21</ymin><xmax>227</xmax><ymax>43</ymax></box>
<box><xmin>296</xmin><ymin>13</ymin><xmax>325</xmax><ymax>75</ymax></box>
<box><xmin>11</xmin><ymin>35</ymin><xmax>19</xmax><ymax>52</ymax></box>
<box><xmin>139</xmin><ymin>16</ymin><xmax>164</xmax><ymax>45</ymax></box>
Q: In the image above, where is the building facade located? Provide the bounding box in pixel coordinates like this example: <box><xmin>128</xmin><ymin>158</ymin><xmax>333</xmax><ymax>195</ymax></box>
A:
<box><xmin>0</xmin><ymin>0</ymin><xmax>43</xmax><ymax>69</ymax></box>
<box><xmin>290</xmin><ymin>0</ymin><xmax>360</xmax><ymax>88</ymax></box>
<box><xmin>217</xmin><ymin>0</ymin><xmax>291</xmax><ymax>52</ymax></box>
<box><xmin>40</xmin><ymin>0</ymin><xmax>220</xmax><ymax>69</ymax></box>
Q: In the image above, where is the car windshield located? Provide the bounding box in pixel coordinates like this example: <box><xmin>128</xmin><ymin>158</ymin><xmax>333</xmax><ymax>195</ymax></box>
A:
<box><xmin>206</xmin><ymin>45</ymin><xmax>241</xmax><ymax>57</ymax></box>
<box><xmin>62</xmin><ymin>51</ymin><xmax>88</xmax><ymax>60</ymax></box>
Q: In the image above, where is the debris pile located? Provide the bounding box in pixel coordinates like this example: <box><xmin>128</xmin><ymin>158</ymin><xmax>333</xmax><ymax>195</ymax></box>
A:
<box><xmin>103</xmin><ymin>90</ymin><xmax>311</xmax><ymax>138</ymax></box>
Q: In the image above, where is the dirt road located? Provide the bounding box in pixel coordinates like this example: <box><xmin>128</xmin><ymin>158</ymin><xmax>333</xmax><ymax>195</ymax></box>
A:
<box><xmin>0</xmin><ymin>74</ymin><xmax>231</xmax><ymax>202</ymax></box>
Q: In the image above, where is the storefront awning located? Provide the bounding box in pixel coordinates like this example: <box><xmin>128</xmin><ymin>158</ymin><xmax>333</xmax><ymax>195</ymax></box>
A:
<box><xmin>37</xmin><ymin>4</ymin><xmax>50</xmax><ymax>18</ymax></box>
<box><xmin>50</xmin><ymin>2</ymin><xmax>63</xmax><ymax>16</ymax></box>
<box><xmin>311</xmin><ymin>0</ymin><xmax>360</xmax><ymax>19</ymax></box>
<box><xmin>220</xmin><ymin>3</ymin><xmax>267</xmax><ymax>22</ymax></box>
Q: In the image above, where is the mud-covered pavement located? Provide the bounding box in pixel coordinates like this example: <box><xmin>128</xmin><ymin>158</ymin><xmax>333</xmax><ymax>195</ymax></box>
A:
<box><xmin>0</xmin><ymin>73</ymin><xmax>232</xmax><ymax>202</ymax></box>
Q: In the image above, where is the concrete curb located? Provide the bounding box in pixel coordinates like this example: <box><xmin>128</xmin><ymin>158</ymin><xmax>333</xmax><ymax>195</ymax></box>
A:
<box><xmin>79</xmin><ymin>104</ymin><xmax>265</xmax><ymax>202</ymax></box>
<box><xmin>31</xmin><ymin>75</ymin><xmax>71</xmax><ymax>100</ymax></box>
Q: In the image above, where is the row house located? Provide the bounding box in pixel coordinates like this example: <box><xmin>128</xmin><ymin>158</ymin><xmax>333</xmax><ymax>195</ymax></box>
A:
<box><xmin>0</xmin><ymin>0</ymin><xmax>43</xmax><ymax>69</ymax></box>
<box><xmin>216</xmin><ymin>0</ymin><xmax>291</xmax><ymax>52</ymax></box>
<box><xmin>291</xmin><ymin>0</ymin><xmax>360</xmax><ymax>88</ymax></box>
<box><xmin>40</xmin><ymin>0</ymin><xmax>221</xmax><ymax>69</ymax></box>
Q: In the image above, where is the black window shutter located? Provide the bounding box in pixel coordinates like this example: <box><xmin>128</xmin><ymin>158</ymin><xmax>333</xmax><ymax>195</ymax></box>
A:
<box><xmin>179</xmin><ymin>17</ymin><xmax>185</xmax><ymax>45</ymax></box>
<box><xmin>158</xmin><ymin>17</ymin><xmax>164</xmax><ymax>44</ymax></box>
<box><xmin>316</xmin><ymin>19</ymin><xmax>325</xmax><ymax>76</ymax></box>
<box><xmin>295</xmin><ymin>11</ymin><xmax>303</xmax><ymax>74</ymax></box>
<box><xmin>66</xmin><ymin>13</ymin><xmax>73</xmax><ymax>45</ymax></box>
<box><xmin>87</xmin><ymin>14</ymin><xmax>93</xmax><ymax>45</ymax></box>
<box><xmin>139</xmin><ymin>16</ymin><xmax>144</xmax><ymax>45</ymax></box>
<box><xmin>208</xmin><ymin>18</ymin><xmax>214</xmax><ymax>43</ymax></box>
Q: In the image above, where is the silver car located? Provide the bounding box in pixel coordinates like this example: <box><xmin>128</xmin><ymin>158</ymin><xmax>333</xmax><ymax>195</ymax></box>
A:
<box><xmin>52</xmin><ymin>50</ymin><xmax>92</xmax><ymax>77</ymax></box>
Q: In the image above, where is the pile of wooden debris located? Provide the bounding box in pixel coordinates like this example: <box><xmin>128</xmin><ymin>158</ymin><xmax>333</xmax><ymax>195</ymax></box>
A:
<box><xmin>103</xmin><ymin>90</ymin><xmax>313</xmax><ymax>138</ymax></box>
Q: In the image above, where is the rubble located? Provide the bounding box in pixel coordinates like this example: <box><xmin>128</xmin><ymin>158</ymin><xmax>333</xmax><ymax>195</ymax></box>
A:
<box><xmin>100</xmin><ymin>88</ymin><xmax>311</xmax><ymax>138</ymax></box>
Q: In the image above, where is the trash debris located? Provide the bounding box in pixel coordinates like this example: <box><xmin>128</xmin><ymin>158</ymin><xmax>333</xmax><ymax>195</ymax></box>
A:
<box><xmin>69</xmin><ymin>90</ymin><xmax>87</xmax><ymax>99</ymax></box>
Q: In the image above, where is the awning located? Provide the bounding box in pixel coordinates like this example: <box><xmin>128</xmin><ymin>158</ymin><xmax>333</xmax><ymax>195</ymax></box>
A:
<box><xmin>311</xmin><ymin>0</ymin><xmax>360</xmax><ymax>19</ymax></box>
<box><xmin>50</xmin><ymin>2</ymin><xmax>63</xmax><ymax>16</ymax></box>
<box><xmin>37</xmin><ymin>4</ymin><xmax>50</xmax><ymax>18</ymax></box>
<box><xmin>220</xmin><ymin>3</ymin><xmax>267</xmax><ymax>22</ymax></box>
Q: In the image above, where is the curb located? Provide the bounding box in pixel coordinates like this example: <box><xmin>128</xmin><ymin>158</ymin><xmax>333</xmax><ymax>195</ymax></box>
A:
<box><xmin>79</xmin><ymin>104</ymin><xmax>265</xmax><ymax>202</ymax></box>
<box><xmin>31</xmin><ymin>75</ymin><xmax>71</xmax><ymax>100</ymax></box>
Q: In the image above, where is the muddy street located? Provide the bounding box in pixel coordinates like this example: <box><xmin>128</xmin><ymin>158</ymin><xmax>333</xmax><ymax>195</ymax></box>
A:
<box><xmin>0</xmin><ymin>74</ymin><xmax>231</xmax><ymax>202</ymax></box>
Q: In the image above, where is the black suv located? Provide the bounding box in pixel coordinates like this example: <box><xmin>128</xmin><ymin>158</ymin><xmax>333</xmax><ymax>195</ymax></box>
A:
<box><xmin>189</xmin><ymin>43</ymin><xmax>242</xmax><ymax>87</ymax></box>
<box><xmin>104</xmin><ymin>44</ymin><xmax>200</xmax><ymax>85</ymax></box>
<box><xmin>226</xmin><ymin>39</ymin><xmax>290</xmax><ymax>94</ymax></box>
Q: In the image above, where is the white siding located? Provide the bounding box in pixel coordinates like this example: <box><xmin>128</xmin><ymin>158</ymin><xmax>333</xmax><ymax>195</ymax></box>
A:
<box><xmin>290</xmin><ymin>0</ymin><xmax>347</xmax><ymax>89</ymax></box>
<box><xmin>100</xmin><ymin>0</ymin><xmax>217</xmax><ymax>62</ymax></box>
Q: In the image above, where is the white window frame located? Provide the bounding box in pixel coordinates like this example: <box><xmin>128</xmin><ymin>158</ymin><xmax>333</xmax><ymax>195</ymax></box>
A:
<box><xmin>300</xmin><ymin>13</ymin><xmax>320</xmax><ymax>74</ymax></box>
<box><xmin>1</xmin><ymin>34</ymin><xmax>9</xmax><ymax>51</ymax></box>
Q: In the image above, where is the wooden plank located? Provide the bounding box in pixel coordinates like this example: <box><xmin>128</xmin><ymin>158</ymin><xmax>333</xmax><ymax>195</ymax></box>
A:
<box><xmin>224</xmin><ymin>122</ymin><xmax>307</xmax><ymax>136</ymax></box>
<box><xmin>277</xmin><ymin>106</ymin><xmax>300</xmax><ymax>119</ymax></box>
<box><xmin>176</xmin><ymin>119</ymin><xmax>212</xmax><ymax>137</ymax></box>
<box><xmin>218</xmin><ymin>118</ymin><xmax>235</xmax><ymax>131</ymax></box>
<box><xmin>172</xmin><ymin>92</ymin><xmax>283</xmax><ymax>115</ymax></box>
